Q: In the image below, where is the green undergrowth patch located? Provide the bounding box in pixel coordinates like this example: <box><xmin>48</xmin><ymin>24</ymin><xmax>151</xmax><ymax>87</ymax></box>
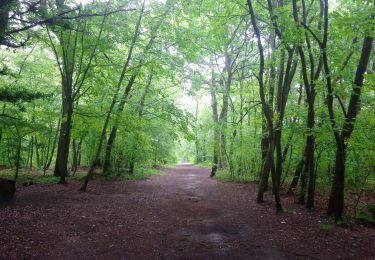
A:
<box><xmin>0</xmin><ymin>168</ymin><xmax>85</xmax><ymax>185</ymax></box>
<box><xmin>163</xmin><ymin>163</ymin><xmax>177</xmax><ymax>169</ymax></box>
<box><xmin>107</xmin><ymin>167</ymin><xmax>166</xmax><ymax>181</ymax></box>
<box><xmin>319</xmin><ymin>223</ymin><xmax>334</xmax><ymax>232</ymax></box>
<box><xmin>214</xmin><ymin>169</ymin><xmax>258</xmax><ymax>183</ymax></box>
<box><xmin>0</xmin><ymin>166</ymin><xmax>167</xmax><ymax>185</ymax></box>
<box><xmin>356</xmin><ymin>203</ymin><xmax>375</xmax><ymax>224</ymax></box>
<box><xmin>197</xmin><ymin>161</ymin><xmax>212</xmax><ymax>168</ymax></box>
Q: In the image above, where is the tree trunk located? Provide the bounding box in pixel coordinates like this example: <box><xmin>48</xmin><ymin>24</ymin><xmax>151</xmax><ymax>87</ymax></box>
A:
<box><xmin>327</xmin><ymin>142</ymin><xmax>346</xmax><ymax>219</ymax></box>
<box><xmin>287</xmin><ymin>158</ymin><xmax>304</xmax><ymax>195</ymax></box>
<box><xmin>44</xmin><ymin>119</ymin><xmax>60</xmax><ymax>175</ymax></box>
<box><xmin>81</xmin><ymin>4</ymin><xmax>147</xmax><ymax>190</ymax></box>
<box><xmin>218</xmin><ymin>51</ymin><xmax>232</xmax><ymax>169</ymax></box>
<box><xmin>14</xmin><ymin>137</ymin><xmax>21</xmax><ymax>180</ymax></box>
<box><xmin>247</xmin><ymin>0</ymin><xmax>282</xmax><ymax>212</ymax></box>
<box><xmin>327</xmin><ymin>36</ymin><xmax>373</xmax><ymax>219</ymax></box>
<box><xmin>257</xmin><ymin>142</ymin><xmax>272</xmax><ymax>203</ymax></box>
<box><xmin>102</xmin><ymin>126</ymin><xmax>117</xmax><ymax>175</ymax></box>
<box><xmin>194</xmin><ymin>99</ymin><xmax>200</xmax><ymax>163</ymax></box>
<box><xmin>210</xmin><ymin>66</ymin><xmax>220</xmax><ymax>178</ymax></box>
<box><xmin>101</xmin><ymin>6</ymin><xmax>168</xmax><ymax>174</ymax></box>
<box><xmin>260</xmin><ymin>119</ymin><xmax>269</xmax><ymax>181</ymax></box>
<box><xmin>306</xmin><ymin>105</ymin><xmax>316</xmax><ymax>208</ymax></box>
<box><xmin>34</xmin><ymin>136</ymin><xmax>41</xmax><ymax>168</ymax></box>
<box><xmin>54</xmin><ymin>98</ymin><xmax>73</xmax><ymax>184</ymax></box>
<box><xmin>71</xmin><ymin>139</ymin><xmax>77</xmax><ymax>172</ymax></box>
<box><xmin>292</xmin><ymin>0</ymin><xmax>323</xmax><ymax>209</ymax></box>
<box><xmin>28</xmin><ymin>136</ymin><xmax>34</xmax><ymax>170</ymax></box>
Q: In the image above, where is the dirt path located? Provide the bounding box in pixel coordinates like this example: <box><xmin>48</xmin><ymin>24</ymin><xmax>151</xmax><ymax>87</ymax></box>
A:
<box><xmin>0</xmin><ymin>164</ymin><xmax>374</xmax><ymax>259</ymax></box>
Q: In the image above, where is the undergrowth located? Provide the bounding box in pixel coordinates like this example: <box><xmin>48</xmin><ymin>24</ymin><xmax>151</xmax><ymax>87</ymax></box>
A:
<box><xmin>0</xmin><ymin>166</ymin><xmax>166</xmax><ymax>184</ymax></box>
<box><xmin>118</xmin><ymin>167</ymin><xmax>165</xmax><ymax>180</ymax></box>
<box><xmin>0</xmin><ymin>169</ymin><xmax>84</xmax><ymax>184</ymax></box>
<box><xmin>214</xmin><ymin>169</ymin><xmax>258</xmax><ymax>183</ymax></box>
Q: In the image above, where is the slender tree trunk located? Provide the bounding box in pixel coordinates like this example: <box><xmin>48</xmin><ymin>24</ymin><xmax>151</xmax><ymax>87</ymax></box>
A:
<box><xmin>274</xmin><ymin>49</ymin><xmax>297</xmax><ymax>187</ymax></box>
<box><xmin>43</xmin><ymin>125</ymin><xmax>52</xmax><ymax>175</ymax></box>
<box><xmin>194</xmin><ymin>99</ymin><xmax>200</xmax><ymax>163</ymax></box>
<box><xmin>218</xmin><ymin>51</ymin><xmax>232</xmax><ymax>169</ymax></box>
<box><xmin>82</xmin><ymin>4</ymin><xmax>146</xmax><ymax>187</ymax></box>
<box><xmin>298</xmin><ymin>106</ymin><xmax>315</xmax><ymax>205</ymax></box>
<box><xmin>75</xmin><ymin>136</ymin><xmax>83</xmax><ymax>174</ymax></box>
<box><xmin>209</xmin><ymin>65</ymin><xmax>219</xmax><ymax>177</ymax></box>
<box><xmin>260</xmin><ymin>119</ymin><xmax>269</xmax><ymax>181</ymax></box>
<box><xmin>81</xmin><ymin>105</ymin><xmax>114</xmax><ymax>191</ymax></box>
<box><xmin>34</xmin><ymin>136</ymin><xmax>41</xmax><ymax>168</ymax></box>
<box><xmin>44</xmin><ymin>119</ymin><xmax>60</xmax><ymax>175</ymax></box>
<box><xmin>327</xmin><ymin>36</ymin><xmax>373</xmax><ymax>219</ymax></box>
<box><xmin>14</xmin><ymin>137</ymin><xmax>21</xmax><ymax>180</ymax></box>
<box><xmin>247</xmin><ymin>0</ymin><xmax>282</xmax><ymax>212</ymax></box>
<box><xmin>287</xmin><ymin>158</ymin><xmax>304</xmax><ymax>195</ymax></box>
<box><xmin>292</xmin><ymin>0</ymin><xmax>322</xmax><ymax>209</ymax></box>
<box><xmin>54</xmin><ymin>98</ymin><xmax>73</xmax><ymax>184</ymax></box>
<box><xmin>102</xmin><ymin>6</ymin><xmax>167</xmax><ymax>174</ymax></box>
<box><xmin>306</xmin><ymin>105</ymin><xmax>316</xmax><ymax>208</ymax></box>
<box><xmin>71</xmin><ymin>139</ymin><xmax>77</xmax><ymax>172</ymax></box>
<box><xmin>238</xmin><ymin>69</ymin><xmax>244</xmax><ymax>175</ymax></box>
<box><xmin>128</xmin><ymin>72</ymin><xmax>153</xmax><ymax>174</ymax></box>
<box><xmin>102</xmin><ymin>126</ymin><xmax>117</xmax><ymax>175</ymax></box>
<box><xmin>28</xmin><ymin>136</ymin><xmax>34</xmax><ymax>170</ymax></box>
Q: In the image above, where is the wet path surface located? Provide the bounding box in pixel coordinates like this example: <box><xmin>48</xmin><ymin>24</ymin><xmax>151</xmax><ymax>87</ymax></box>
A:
<box><xmin>1</xmin><ymin>164</ymin><xmax>374</xmax><ymax>259</ymax></box>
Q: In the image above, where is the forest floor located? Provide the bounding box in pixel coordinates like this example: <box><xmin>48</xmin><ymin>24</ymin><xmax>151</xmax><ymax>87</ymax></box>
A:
<box><xmin>0</xmin><ymin>164</ymin><xmax>374</xmax><ymax>259</ymax></box>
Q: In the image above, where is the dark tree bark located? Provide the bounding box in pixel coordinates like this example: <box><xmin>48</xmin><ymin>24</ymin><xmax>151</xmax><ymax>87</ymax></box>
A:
<box><xmin>43</xmin><ymin>119</ymin><xmax>60</xmax><ymax>175</ymax></box>
<box><xmin>102</xmin><ymin>74</ymin><xmax>136</xmax><ymax>175</ymax></box>
<box><xmin>14</xmin><ymin>127</ymin><xmax>22</xmax><ymax>180</ymax></box>
<box><xmin>71</xmin><ymin>136</ymin><xmax>83</xmax><ymax>175</ymax></box>
<box><xmin>49</xmin><ymin>1</ymin><xmax>107</xmax><ymax>183</ymax></box>
<box><xmin>274</xmin><ymin>48</ymin><xmax>298</xmax><ymax>188</ymax></box>
<box><xmin>255</xmin><ymin>0</ymin><xmax>297</xmax><ymax>207</ymax></box>
<box><xmin>287</xmin><ymin>158</ymin><xmax>305</xmax><ymax>195</ymax></box>
<box><xmin>54</xmin><ymin>96</ymin><xmax>73</xmax><ymax>183</ymax></box>
<box><xmin>194</xmin><ymin>98</ymin><xmax>200</xmax><ymax>164</ymax></box>
<box><xmin>327</xmin><ymin>36</ymin><xmax>373</xmax><ymax>219</ymax></box>
<box><xmin>28</xmin><ymin>136</ymin><xmax>34</xmax><ymax>170</ymax></box>
<box><xmin>34</xmin><ymin>136</ymin><xmax>41</xmax><ymax>168</ymax></box>
<box><xmin>71</xmin><ymin>139</ymin><xmax>77</xmax><ymax>172</ymax></box>
<box><xmin>247</xmin><ymin>0</ymin><xmax>282</xmax><ymax>212</ymax></box>
<box><xmin>307</xmin><ymin>0</ymin><xmax>375</xmax><ymax>219</ymax></box>
<box><xmin>0</xmin><ymin>0</ymin><xmax>12</xmax><ymax>44</ymax></box>
<box><xmin>209</xmin><ymin>65</ymin><xmax>220</xmax><ymax>178</ymax></box>
<box><xmin>217</xmin><ymin>51</ymin><xmax>232</xmax><ymax>169</ymax></box>
<box><xmin>292</xmin><ymin>0</ymin><xmax>324</xmax><ymax>209</ymax></box>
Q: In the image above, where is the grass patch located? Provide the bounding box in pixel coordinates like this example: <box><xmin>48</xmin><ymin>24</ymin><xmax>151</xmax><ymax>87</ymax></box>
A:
<box><xmin>320</xmin><ymin>223</ymin><xmax>334</xmax><ymax>232</ymax></box>
<box><xmin>214</xmin><ymin>169</ymin><xmax>258</xmax><ymax>183</ymax></box>
<box><xmin>163</xmin><ymin>163</ymin><xmax>178</xmax><ymax>169</ymax></box>
<box><xmin>116</xmin><ymin>167</ymin><xmax>166</xmax><ymax>181</ymax></box>
<box><xmin>197</xmin><ymin>161</ymin><xmax>212</xmax><ymax>168</ymax></box>
<box><xmin>0</xmin><ymin>166</ymin><xmax>166</xmax><ymax>185</ymax></box>
<box><xmin>0</xmin><ymin>168</ymin><xmax>85</xmax><ymax>185</ymax></box>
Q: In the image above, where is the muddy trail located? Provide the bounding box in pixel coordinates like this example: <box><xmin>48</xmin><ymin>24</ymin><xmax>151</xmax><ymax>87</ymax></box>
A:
<box><xmin>0</xmin><ymin>164</ymin><xmax>374</xmax><ymax>259</ymax></box>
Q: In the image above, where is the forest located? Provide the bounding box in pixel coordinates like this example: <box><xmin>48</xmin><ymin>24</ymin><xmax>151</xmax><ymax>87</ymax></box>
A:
<box><xmin>0</xmin><ymin>0</ymin><xmax>374</xmax><ymax>259</ymax></box>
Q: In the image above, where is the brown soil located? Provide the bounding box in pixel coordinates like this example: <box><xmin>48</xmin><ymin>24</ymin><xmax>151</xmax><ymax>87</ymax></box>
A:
<box><xmin>0</xmin><ymin>164</ymin><xmax>374</xmax><ymax>259</ymax></box>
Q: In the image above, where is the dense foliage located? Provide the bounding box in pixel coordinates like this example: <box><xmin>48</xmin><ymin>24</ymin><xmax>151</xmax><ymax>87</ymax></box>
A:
<box><xmin>0</xmin><ymin>0</ymin><xmax>373</xmax><ymax>221</ymax></box>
